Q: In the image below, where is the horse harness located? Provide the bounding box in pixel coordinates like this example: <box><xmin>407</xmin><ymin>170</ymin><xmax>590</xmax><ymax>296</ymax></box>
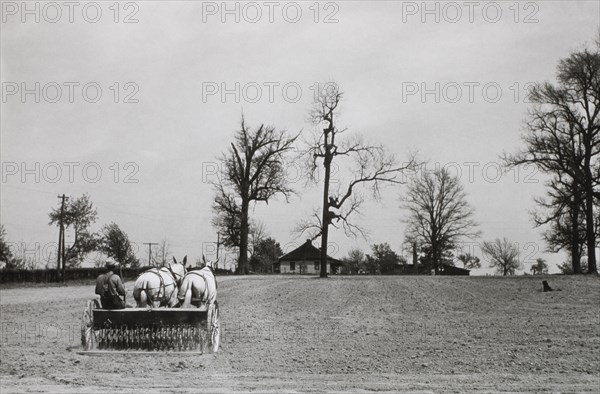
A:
<box><xmin>139</xmin><ymin>266</ymin><xmax>183</xmax><ymax>305</ymax></box>
<box><xmin>185</xmin><ymin>269</ymin><xmax>214</xmax><ymax>304</ymax></box>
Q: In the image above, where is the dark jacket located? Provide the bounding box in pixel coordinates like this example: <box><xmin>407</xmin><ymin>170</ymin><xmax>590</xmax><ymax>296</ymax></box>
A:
<box><xmin>95</xmin><ymin>271</ymin><xmax>126</xmax><ymax>309</ymax></box>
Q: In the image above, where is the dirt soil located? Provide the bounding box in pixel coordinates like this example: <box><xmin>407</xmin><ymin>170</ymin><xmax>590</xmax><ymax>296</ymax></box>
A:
<box><xmin>1</xmin><ymin>275</ymin><xmax>599</xmax><ymax>393</ymax></box>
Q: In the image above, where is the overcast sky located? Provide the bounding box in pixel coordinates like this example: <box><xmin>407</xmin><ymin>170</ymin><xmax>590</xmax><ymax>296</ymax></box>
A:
<box><xmin>1</xmin><ymin>0</ymin><xmax>599</xmax><ymax>273</ymax></box>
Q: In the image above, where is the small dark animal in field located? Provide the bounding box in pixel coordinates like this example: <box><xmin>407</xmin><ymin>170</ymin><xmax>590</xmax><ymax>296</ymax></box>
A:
<box><xmin>542</xmin><ymin>280</ymin><xmax>562</xmax><ymax>292</ymax></box>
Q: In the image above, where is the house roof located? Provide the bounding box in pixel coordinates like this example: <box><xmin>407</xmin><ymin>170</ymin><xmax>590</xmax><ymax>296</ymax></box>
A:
<box><xmin>440</xmin><ymin>264</ymin><xmax>470</xmax><ymax>273</ymax></box>
<box><xmin>278</xmin><ymin>240</ymin><xmax>343</xmax><ymax>264</ymax></box>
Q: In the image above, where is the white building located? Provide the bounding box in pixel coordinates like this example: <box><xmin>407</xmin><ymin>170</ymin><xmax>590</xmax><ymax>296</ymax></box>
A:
<box><xmin>274</xmin><ymin>240</ymin><xmax>344</xmax><ymax>274</ymax></box>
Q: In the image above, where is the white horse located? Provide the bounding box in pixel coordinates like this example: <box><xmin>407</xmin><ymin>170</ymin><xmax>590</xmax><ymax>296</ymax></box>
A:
<box><xmin>177</xmin><ymin>256</ymin><xmax>217</xmax><ymax>309</ymax></box>
<box><xmin>177</xmin><ymin>256</ymin><xmax>220</xmax><ymax>352</ymax></box>
<box><xmin>133</xmin><ymin>256</ymin><xmax>187</xmax><ymax>308</ymax></box>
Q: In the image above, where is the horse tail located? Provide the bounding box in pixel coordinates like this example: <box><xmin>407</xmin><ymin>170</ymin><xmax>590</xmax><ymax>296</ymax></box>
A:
<box><xmin>133</xmin><ymin>286</ymin><xmax>150</xmax><ymax>308</ymax></box>
<box><xmin>182</xmin><ymin>287</ymin><xmax>192</xmax><ymax>308</ymax></box>
<box><xmin>178</xmin><ymin>279</ymin><xmax>192</xmax><ymax>308</ymax></box>
<box><xmin>140</xmin><ymin>289</ymin><xmax>149</xmax><ymax>308</ymax></box>
<box><xmin>133</xmin><ymin>286</ymin><xmax>141</xmax><ymax>304</ymax></box>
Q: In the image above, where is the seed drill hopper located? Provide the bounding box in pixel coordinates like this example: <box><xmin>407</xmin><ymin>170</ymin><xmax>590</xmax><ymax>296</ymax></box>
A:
<box><xmin>80</xmin><ymin>299</ymin><xmax>220</xmax><ymax>353</ymax></box>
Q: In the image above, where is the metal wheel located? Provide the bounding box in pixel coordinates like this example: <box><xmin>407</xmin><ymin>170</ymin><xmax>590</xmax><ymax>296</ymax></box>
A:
<box><xmin>81</xmin><ymin>299</ymin><xmax>100</xmax><ymax>350</ymax></box>
<box><xmin>208</xmin><ymin>301</ymin><xmax>220</xmax><ymax>353</ymax></box>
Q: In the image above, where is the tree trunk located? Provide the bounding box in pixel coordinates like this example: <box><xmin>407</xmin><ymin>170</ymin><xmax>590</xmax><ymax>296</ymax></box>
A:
<box><xmin>584</xmin><ymin>153</ymin><xmax>597</xmax><ymax>274</ymax></box>
<box><xmin>412</xmin><ymin>243</ymin><xmax>418</xmax><ymax>274</ymax></box>
<box><xmin>238</xmin><ymin>197</ymin><xmax>250</xmax><ymax>275</ymax></box>
<box><xmin>320</xmin><ymin>154</ymin><xmax>332</xmax><ymax>278</ymax></box>
<box><xmin>571</xmin><ymin>192</ymin><xmax>582</xmax><ymax>274</ymax></box>
<box><xmin>584</xmin><ymin>192</ymin><xmax>597</xmax><ymax>273</ymax></box>
<box><xmin>431</xmin><ymin>238</ymin><xmax>439</xmax><ymax>275</ymax></box>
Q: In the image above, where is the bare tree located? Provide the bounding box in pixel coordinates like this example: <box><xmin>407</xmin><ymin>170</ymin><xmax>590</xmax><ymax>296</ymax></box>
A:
<box><xmin>482</xmin><ymin>238</ymin><xmax>521</xmax><ymax>276</ymax></box>
<box><xmin>249</xmin><ymin>220</ymin><xmax>268</xmax><ymax>258</ymax></box>
<box><xmin>152</xmin><ymin>239</ymin><xmax>171</xmax><ymax>267</ymax></box>
<box><xmin>212</xmin><ymin>117</ymin><xmax>298</xmax><ymax>274</ymax></box>
<box><xmin>298</xmin><ymin>84</ymin><xmax>418</xmax><ymax>277</ymax></box>
<box><xmin>402</xmin><ymin>167</ymin><xmax>480</xmax><ymax>274</ymax></box>
<box><xmin>503</xmin><ymin>43</ymin><xmax>600</xmax><ymax>274</ymax></box>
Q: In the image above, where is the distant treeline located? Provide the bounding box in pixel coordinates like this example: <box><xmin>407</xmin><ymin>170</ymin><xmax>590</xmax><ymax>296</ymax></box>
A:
<box><xmin>0</xmin><ymin>267</ymin><xmax>234</xmax><ymax>284</ymax></box>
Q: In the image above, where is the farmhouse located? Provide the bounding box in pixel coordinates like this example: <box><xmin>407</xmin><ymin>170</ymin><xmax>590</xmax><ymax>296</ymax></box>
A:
<box><xmin>274</xmin><ymin>240</ymin><xmax>344</xmax><ymax>274</ymax></box>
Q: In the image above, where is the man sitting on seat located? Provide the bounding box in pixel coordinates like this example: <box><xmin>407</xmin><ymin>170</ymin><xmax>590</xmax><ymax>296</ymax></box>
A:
<box><xmin>95</xmin><ymin>260</ymin><xmax>126</xmax><ymax>309</ymax></box>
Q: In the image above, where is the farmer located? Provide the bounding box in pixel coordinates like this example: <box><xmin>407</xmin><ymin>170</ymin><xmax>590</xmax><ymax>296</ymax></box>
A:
<box><xmin>95</xmin><ymin>260</ymin><xmax>126</xmax><ymax>309</ymax></box>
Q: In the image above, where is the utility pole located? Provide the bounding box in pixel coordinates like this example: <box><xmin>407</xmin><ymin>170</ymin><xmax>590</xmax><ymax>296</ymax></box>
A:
<box><xmin>208</xmin><ymin>233</ymin><xmax>222</xmax><ymax>270</ymax></box>
<box><xmin>56</xmin><ymin>194</ymin><xmax>68</xmax><ymax>282</ymax></box>
<box><xmin>56</xmin><ymin>219</ymin><xmax>62</xmax><ymax>275</ymax></box>
<box><xmin>143</xmin><ymin>242</ymin><xmax>158</xmax><ymax>267</ymax></box>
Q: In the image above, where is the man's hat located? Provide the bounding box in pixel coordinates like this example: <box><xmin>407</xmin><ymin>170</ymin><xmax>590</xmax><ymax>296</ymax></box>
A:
<box><xmin>105</xmin><ymin>259</ymin><xmax>118</xmax><ymax>269</ymax></box>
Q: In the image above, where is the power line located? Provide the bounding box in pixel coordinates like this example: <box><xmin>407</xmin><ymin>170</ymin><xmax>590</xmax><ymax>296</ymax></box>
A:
<box><xmin>143</xmin><ymin>242</ymin><xmax>158</xmax><ymax>267</ymax></box>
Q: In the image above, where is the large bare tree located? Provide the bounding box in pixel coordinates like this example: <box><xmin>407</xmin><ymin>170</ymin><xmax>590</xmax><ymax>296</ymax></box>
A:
<box><xmin>402</xmin><ymin>167</ymin><xmax>480</xmax><ymax>274</ymax></box>
<box><xmin>298</xmin><ymin>84</ymin><xmax>418</xmax><ymax>278</ymax></box>
<box><xmin>212</xmin><ymin>117</ymin><xmax>298</xmax><ymax>274</ymax></box>
<box><xmin>503</xmin><ymin>43</ymin><xmax>600</xmax><ymax>273</ymax></box>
